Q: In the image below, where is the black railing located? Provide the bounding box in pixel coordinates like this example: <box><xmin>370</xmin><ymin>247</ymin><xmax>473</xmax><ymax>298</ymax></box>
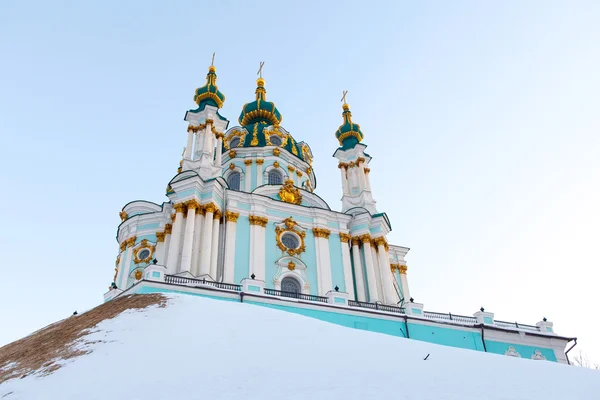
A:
<box><xmin>263</xmin><ymin>288</ymin><xmax>328</xmax><ymax>303</ymax></box>
<box><xmin>164</xmin><ymin>275</ymin><xmax>241</xmax><ymax>291</ymax></box>
<box><xmin>494</xmin><ymin>320</ymin><xmax>539</xmax><ymax>332</ymax></box>
<box><xmin>347</xmin><ymin>301</ymin><xmax>405</xmax><ymax>314</ymax></box>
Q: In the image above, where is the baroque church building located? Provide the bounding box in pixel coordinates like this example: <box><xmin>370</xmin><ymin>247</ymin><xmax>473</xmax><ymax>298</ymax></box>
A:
<box><xmin>106</xmin><ymin>62</ymin><xmax>572</xmax><ymax>364</ymax></box>
<box><xmin>113</xmin><ymin>63</ymin><xmax>410</xmax><ymax>304</ymax></box>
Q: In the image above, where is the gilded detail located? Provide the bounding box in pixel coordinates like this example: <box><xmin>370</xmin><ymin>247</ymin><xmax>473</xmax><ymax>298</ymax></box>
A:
<box><xmin>390</xmin><ymin>263</ymin><xmax>398</xmax><ymax>273</ymax></box>
<box><xmin>134</xmin><ymin>243</ymin><xmax>155</xmax><ymax>264</ymax></box>
<box><xmin>275</xmin><ymin>217</ymin><xmax>306</xmax><ymax>256</ymax></box>
<box><xmin>229</xmin><ymin>163</ymin><xmax>235</xmax><ymax>170</ymax></box>
<box><xmin>119</xmin><ymin>211</ymin><xmax>128</xmax><ymax>221</ymax></box>
<box><xmin>184</xmin><ymin>199</ymin><xmax>200</xmax><ymax>210</ymax></box>
<box><xmin>364</xmin><ymin>167</ymin><xmax>371</xmax><ymax>174</ymax></box>
<box><xmin>399</xmin><ymin>265</ymin><xmax>408</xmax><ymax>275</ymax></box>
<box><xmin>359</xmin><ymin>234</ymin><xmax>371</xmax><ymax>244</ymax></box>
<box><xmin>204</xmin><ymin>203</ymin><xmax>217</xmax><ymax>214</ymax></box>
<box><xmin>156</xmin><ymin>232</ymin><xmax>166</xmax><ymax>242</ymax></box>
<box><xmin>306</xmin><ymin>167</ymin><xmax>312</xmax><ymax>174</ymax></box>
<box><xmin>126</xmin><ymin>236</ymin><xmax>137</xmax><ymax>247</ymax></box>
<box><xmin>229</xmin><ymin>150</ymin><xmax>237</xmax><ymax>158</ymax></box>
<box><xmin>256</xmin><ymin>158</ymin><xmax>264</xmax><ymax>165</ymax></box>
<box><xmin>225</xmin><ymin>211</ymin><xmax>240</xmax><ymax>222</ymax></box>
<box><xmin>273</xmin><ymin>148</ymin><xmax>280</xmax><ymax>156</ymax></box>
<box><xmin>273</xmin><ymin>161</ymin><xmax>280</xmax><ymax>168</ymax></box>
<box><xmin>312</xmin><ymin>228</ymin><xmax>331</xmax><ymax>239</ymax></box>
<box><xmin>249</xmin><ymin>215</ymin><xmax>268</xmax><ymax>227</ymax></box>
<box><xmin>374</xmin><ymin>237</ymin><xmax>387</xmax><ymax>247</ymax></box>
<box><xmin>244</xmin><ymin>159</ymin><xmax>253</xmax><ymax>166</ymax></box>
<box><xmin>278</xmin><ymin>179</ymin><xmax>302</xmax><ymax>205</ymax></box>
<box><xmin>119</xmin><ymin>241</ymin><xmax>127</xmax><ymax>252</ymax></box>
<box><xmin>357</xmin><ymin>157</ymin><xmax>365</xmax><ymax>165</ymax></box>
<box><xmin>174</xmin><ymin>203</ymin><xmax>186</xmax><ymax>213</ymax></box>
<box><xmin>338</xmin><ymin>162</ymin><xmax>348</xmax><ymax>169</ymax></box>
<box><xmin>213</xmin><ymin>210</ymin><xmax>222</xmax><ymax>220</ymax></box>
<box><xmin>349</xmin><ymin>161</ymin><xmax>356</xmax><ymax>168</ymax></box>
<box><xmin>288</xmin><ymin>261</ymin><xmax>296</xmax><ymax>271</ymax></box>
<box><xmin>351</xmin><ymin>237</ymin><xmax>360</xmax><ymax>246</ymax></box>
<box><xmin>135</xmin><ymin>270</ymin><xmax>143</xmax><ymax>280</ymax></box>
<box><xmin>287</xmin><ymin>165</ymin><xmax>295</xmax><ymax>172</ymax></box>
<box><xmin>296</xmin><ymin>170</ymin><xmax>303</xmax><ymax>177</ymax></box>
<box><xmin>164</xmin><ymin>224</ymin><xmax>173</xmax><ymax>234</ymax></box>
<box><xmin>339</xmin><ymin>233</ymin><xmax>351</xmax><ymax>243</ymax></box>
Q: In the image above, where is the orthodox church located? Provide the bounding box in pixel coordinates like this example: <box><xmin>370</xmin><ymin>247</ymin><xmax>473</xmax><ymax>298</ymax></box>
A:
<box><xmin>106</xmin><ymin>61</ymin><xmax>573</xmax><ymax>364</ymax></box>
<box><xmin>113</xmin><ymin>62</ymin><xmax>409</xmax><ymax>305</ymax></box>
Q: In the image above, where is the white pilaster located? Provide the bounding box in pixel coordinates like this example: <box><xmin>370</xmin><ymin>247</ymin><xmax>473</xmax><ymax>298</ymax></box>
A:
<box><xmin>166</xmin><ymin>204</ymin><xmax>185</xmax><ymax>274</ymax></box>
<box><xmin>357</xmin><ymin>162</ymin><xmax>368</xmax><ymax>189</ymax></box>
<box><xmin>376</xmin><ymin>240</ymin><xmax>395</xmax><ymax>304</ymax></box>
<box><xmin>249</xmin><ymin>216</ymin><xmax>267</xmax><ymax>280</ymax></box>
<box><xmin>399</xmin><ymin>266</ymin><xmax>410</xmax><ymax>302</ymax></box>
<box><xmin>313</xmin><ymin>228</ymin><xmax>332</xmax><ymax>295</ymax></box>
<box><xmin>163</xmin><ymin>226</ymin><xmax>172</xmax><ymax>265</ymax></box>
<box><xmin>199</xmin><ymin>204</ymin><xmax>215</xmax><ymax>276</ymax></box>
<box><xmin>244</xmin><ymin>160</ymin><xmax>252</xmax><ymax>192</ymax></box>
<box><xmin>155</xmin><ymin>232</ymin><xmax>166</xmax><ymax>264</ymax></box>
<box><xmin>365</xmin><ymin>169</ymin><xmax>372</xmax><ymax>191</ymax></box>
<box><xmin>223</xmin><ymin>212</ymin><xmax>239</xmax><ymax>283</ymax></box>
<box><xmin>256</xmin><ymin>160</ymin><xmax>264</xmax><ymax>186</ymax></box>
<box><xmin>351</xmin><ymin>238</ymin><xmax>366</xmax><ymax>302</ymax></box>
<box><xmin>215</xmin><ymin>136</ymin><xmax>223</xmax><ymax>167</ymax></box>
<box><xmin>191</xmin><ymin>210</ymin><xmax>204</xmax><ymax>276</ymax></box>
<box><xmin>209</xmin><ymin>213</ymin><xmax>221</xmax><ymax>280</ymax></box>
<box><xmin>203</xmin><ymin>125</ymin><xmax>212</xmax><ymax>156</ymax></box>
<box><xmin>179</xmin><ymin>202</ymin><xmax>198</xmax><ymax>274</ymax></box>
<box><xmin>185</xmin><ymin>130</ymin><xmax>194</xmax><ymax>159</ymax></box>
<box><xmin>194</xmin><ymin>131</ymin><xmax>203</xmax><ymax>159</ymax></box>
<box><xmin>339</xmin><ymin>164</ymin><xmax>349</xmax><ymax>195</ymax></box>
<box><xmin>340</xmin><ymin>235</ymin><xmax>355</xmax><ymax>300</ymax></box>
<box><xmin>371</xmin><ymin>242</ymin><xmax>384</xmax><ymax>299</ymax></box>
<box><xmin>361</xmin><ymin>236</ymin><xmax>379</xmax><ymax>303</ymax></box>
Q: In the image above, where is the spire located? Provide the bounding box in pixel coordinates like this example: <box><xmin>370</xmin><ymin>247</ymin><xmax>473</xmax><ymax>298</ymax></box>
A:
<box><xmin>193</xmin><ymin>55</ymin><xmax>226</xmax><ymax>109</ymax></box>
<box><xmin>255</xmin><ymin>61</ymin><xmax>267</xmax><ymax>101</ymax></box>
<box><xmin>239</xmin><ymin>62</ymin><xmax>282</xmax><ymax>126</ymax></box>
<box><xmin>335</xmin><ymin>92</ymin><xmax>364</xmax><ymax>148</ymax></box>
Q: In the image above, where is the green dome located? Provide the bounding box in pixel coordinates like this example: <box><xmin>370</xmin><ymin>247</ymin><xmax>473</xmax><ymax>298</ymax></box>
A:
<box><xmin>193</xmin><ymin>66</ymin><xmax>225</xmax><ymax>109</ymax></box>
<box><xmin>224</xmin><ymin>123</ymin><xmax>309</xmax><ymax>162</ymax></box>
<box><xmin>335</xmin><ymin>103</ymin><xmax>364</xmax><ymax>149</ymax></box>
<box><xmin>238</xmin><ymin>78</ymin><xmax>282</xmax><ymax>126</ymax></box>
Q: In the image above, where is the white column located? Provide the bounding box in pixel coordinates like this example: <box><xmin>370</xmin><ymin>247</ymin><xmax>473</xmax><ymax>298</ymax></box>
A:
<box><xmin>119</xmin><ymin>237</ymin><xmax>136</xmax><ymax>289</ymax></box>
<box><xmin>163</xmin><ymin>225</ymin><xmax>172</xmax><ymax>265</ymax></box>
<box><xmin>249</xmin><ymin>216</ymin><xmax>267</xmax><ymax>280</ymax></box>
<box><xmin>166</xmin><ymin>204</ymin><xmax>185</xmax><ymax>274</ymax></box>
<box><xmin>357</xmin><ymin>163</ymin><xmax>367</xmax><ymax>190</ymax></box>
<box><xmin>199</xmin><ymin>204</ymin><xmax>216</xmax><ymax>276</ymax></box>
<box><xmin>339</xmin><ymin>164</ymin><xmax>349</xmax><ymax>195</ymax></box>
<box><xmin>340</xmin><ymin>234</ymin><xmax>355</xmax><ymax>300</ymax></box>
<box><xmin>376</xmin><ymin>240</ymin><xmax>395</xmax><ymax>304</ymax></box>
<box><xmin>349</xmin><ymin>165</ymin><xmax>359</xmax><ymax>193</ymax></box>
<box><xmin>209</xmin><ymin>212</ymin><xmax>221</xmax><ymax>280</ymax></box>
<box><xmin>179</xmin><ymin>201</ymin><xmax>198</xmax><ymax>274</ymax></box>
<box><xmin>256</xmin><ymin>160</ymin><xmax>264</xmax><ymax>186</ymax></box>
<box><xmin>244</xmin><ymin>160</ymin><xmax>252</xmax><ymax>192</ymax></box>
<box><xmin>313</xmin><ymin>228</ymin><xmax>332</xmax><ymax>295</ymax></box>
<box><xmin>191</xmin><ymin>209</ymin><xmax>204</xmax><ymax>276</ymax></box>
<box><xmin>215</xmin><ymin>135</ymin><xmax>223</xmax><ymax>167</ymax></box>
<box><xmin>361</xmin><ymin>236</ymin><xmax>379</xmax><ymax>303</ymax></box>
<box><xmin>351</xmin><ymin>237</ymin><xmax>366</xmax><ymax>301</ymax></box>
<box><xmin>194</xmin><ymin>131</ymin><xmax>203</xmax><ymax>159</ymax></box>
<box><xmin>155</xmin><ymin>232</ymin><xmax>166</xmax><ymax>264</ymax></box>
<box><xmin>203</xmin><ymin>125</ymin><xmax>212</xmax><ymax>155</ymax></box>
<box><xmin>223</xmin><ymin>212</ymin><xmax>239</xmax><ymax>283</ymax></box>
<box><xmin>185</xmin><ymin>130</ymin><xmax>194</xmax><ymax>158</ymax></box>
<box><xmin>399</xmin><ymin>266</ymin><xmax>411</xmax><ymax>302</ymax></box>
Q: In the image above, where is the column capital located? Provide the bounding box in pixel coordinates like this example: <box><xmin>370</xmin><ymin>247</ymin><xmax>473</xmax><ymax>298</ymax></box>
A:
<box><xmin>390</xmin><ymin>263</ymin><xmax>398</xmax><ymax>272</ymax></box>
<box><xmin>204</xmin><ymin>202</ymin><xmax>218</xmax><ymax>214</ymax></box>
<box><xmin>156</xmin><ymin>232</ymin><xmax>166</xmax><ymax>242</ymax></box>
<box><xmin>359</xmin><ymin>234</ymin><xmax>371</xmax><ymax>244</ymax></box>
<box><xmin>306</xmin><ymin>167</ymin><xmax>312</xmax><ymax>174</ymax></box>
<box><xmin>348</xmin><ymin>161</ymin><xmax>356</xmax><ymax>168</ymax></box>
<box><xmin>249</xmin><ymin>215</ymin><xmax>268</xmax><ymax>227</ymax></box>
<box><xmin>213</xmin><ymin>210</ymin><xmax>222</xmax><ymax>220</ymax></box>
<box><xmin>215</xmin><ymin>132</ymin><xmax>225</xmax><ymax>140</ymax></box>
<box><xmin>126</xmin><ymin>236</ymin><xmax>137</xmax><ymax>248</ymax></box>
<box><xmin>374</xmin><ymin>236</ymin><xmax>387</xmax><ymax>247</ymax></box>
<box><xmin>184</xmin><ymin>199</ymin><xmax>200</xmax><ymax>210</ymax></box>
<box><xmin>244</xmin><ymin>159</ymin><xmax>253</xmax><ymax>166</ymax></box>
<box><xmin>164</xmin><ymin>224</ymin><xmax>172</xmax><ymax>234</ymax></box>
<box><xmin>296</xmin><ymin>170</ymin><xmax>303</xmax><ymax>177</ymax></box>
<box><xmin>339</xmin><ymin>233</ymin><xmax>351</xmax><ymax>243</ymax></box>
<box><xmin>205</xmin><ymin>118</ymin><xmax>214</xmax><ymax>125</ymax></box>
<box><xmin>173</xmin><ymin>203</ymin><xmax>186</xmax><ymax>213</ymax></box>
<box><xmin>351</xmin><ymin>236</ymin><xmax>361</xmax><ymax>246</ymax></box>
<box><xmin>312</xmin><ymin>227</ymin><xmax>331</xmax><ymax>239</ymax></box>
<box><xmin>338</xmin><ymin>162</ymin><xmax>348</xmax><ymax>169</ymax></box>
<box><xmin>399</xmin><ymin>265</ymin><xmax>407</xmax><ymax>275</ymax></box>
<box><xmin>256</xmin><ymin>158</ymin><xmax>264</xmax><ymax>165</ymax></box>
<box><xmin>364</xmin><ymin>167</ymin><xmax>371</xmax><ymax>174</ymax></box>
<box><xmin>357</xmin><ymin>157</ymin><xmax>365</xmax><ymax>165</ymax></box>
<box><xmin>119</xmin><ymin>211</ymin><xmax>128</xmax><ymax>221</ymax></box>
<box><xmin>225</xmin><ymin>211</ymin><xmax>240</xmax><ymax>222</ymax></box>
<box><xmin>119</xmin><ymin>241</ymin><xmax>127</xmax><ymax>251</ymax></box>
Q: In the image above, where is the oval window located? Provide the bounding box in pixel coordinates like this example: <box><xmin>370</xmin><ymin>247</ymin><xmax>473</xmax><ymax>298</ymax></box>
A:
<box><xmin>281</xmin><ymin>232</ymin><xmax>300</xmax><ymax>249</ymax></box>
<box><xmin>230</xmin><ymin>137</ymin><xmax>241</xmax><ymax>148</ymax></box>
<box><xmin>138</xmin><ymin>249</ymin><xmax>150</xmax><ymax>260</ymax></box>
<box><xmin>270</xmin><ymin>135</ymin><xmax>282</xmax><ymax>146</ymax></box>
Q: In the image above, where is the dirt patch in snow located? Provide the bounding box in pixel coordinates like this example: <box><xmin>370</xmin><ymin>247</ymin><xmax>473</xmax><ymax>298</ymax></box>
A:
<box><xmin>0</xmin><ymin>293</ymin><xmax>167</xmax><ymax>384</ymax></box>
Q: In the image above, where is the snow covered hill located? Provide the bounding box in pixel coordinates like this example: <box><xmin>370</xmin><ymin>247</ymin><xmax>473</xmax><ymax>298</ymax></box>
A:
<box><xmin>1</xmin><ymin>294</ymin><xmax>598</xmax><ymax>400</ymax></box>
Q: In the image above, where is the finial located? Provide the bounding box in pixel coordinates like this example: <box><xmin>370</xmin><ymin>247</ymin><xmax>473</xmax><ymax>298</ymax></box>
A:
<box><xmin>257</xmin><ymin>61</ymin><xmax>265</xmax><ymax>78</ymax></box>
<box><xmin>211</xmin><ymin>52</ymin><xmax>215</xmax><ymax>66</ymax></box>
<box><xmin>341</xmin><ymin>90</ymin><xmax>348</xmax><ymax>106</ymax></box>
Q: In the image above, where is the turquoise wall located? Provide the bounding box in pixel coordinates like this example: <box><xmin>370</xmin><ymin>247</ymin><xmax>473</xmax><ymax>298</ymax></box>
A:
<box><xmin>329</xmin><ymin>235</ymin><xmax>346</xmax><ymax>292</ymax></box>
<box><xmin>233</xmin><ymin>216</ymin><xmax>251</xmax><ymax>284</ymax></box>
<box><xmin>485</xmin><ymin>340</ymin><xmax>557</xmax><ymax>361</ymax></box>
<box><xmin>407</xmin><ymin>322</ymin><xmax>485</xmax><ymax>351</ymax></box>
<box><xmin>303</xmin><ymin>230</ymin><xmax>320</xmax><ymax>295</ymax></box>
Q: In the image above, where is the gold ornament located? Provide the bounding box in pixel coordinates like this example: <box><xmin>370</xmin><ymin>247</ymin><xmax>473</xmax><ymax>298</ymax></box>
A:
<box><xmin>244</xmin><ymin>159</ymin><xmax>253</xmax><ymax>166</ymax></box>
<box><xmin>249</xmin><ymin>215</ymin><xmax>268</xmax><ymax>227</ymax></box>
<box><xmin>390</xmin><ymin>264</ymin><xmax>398</xmax><ymax>273</ymax></box>
<box><xmin>229</xmin><ymin>150</ymin><xmax>237</xmax><ymax>158</ymax></box>
<box><xmin>275</xmin><ymin>217</ymin><xmax>306</xmax><ymax>256</ymax></box>
<box><xmin>273</xmin><ymin>148</ymin><xmax>280</xmax><ymax>156</ymax></box>
<box><xmin>156</xmin><ymin>232</ymin><xmax>166</xmax><ymax>242</ymax></box>
<box><xmin>278</xmin><ymin>179</ymin><xmax>302</xmax><ymax>205</ymax></box>
<box><xmin>256</xmin><ymin>159</ymin><xmax>264</xmax><ymax>165</ymax></box>
<box><xmin>174</xmin><ymin>203</ymin><xmax>186</xmax><ymax>213</ymax></box>
<box><xmin>351</xmin><ymin>237</ymin><xmax>360</xmax><ymax>246</ymax></box>
<box><xmin>287</xmin><ymin>165</ymin><xmax>295</xmax><ymax>172</ymax></box>
<box><xmin>119</xmin><ymin>211</ymin><xmax>128</xmax><ymax>221</ymax></box>
<box><xmin>135</xmin><ymin>270</ymin><xmax>143</xmax><ymax>280</ymax></box>
<box><xmin>204</xmin><ymin>203</ymin><xmax>217</xmax><ymax>214</ymax></box>
<box><xmin>164</xmin><ymin>224</ymin><xmax>173</xmax><ymax>234</ymax></box>
<box><xmin>134</xmin><ymin>244</ymin><xmax>155</xmax><ymax>264</ymax></box>
<box><xmin>119</xmin><ymin>241</ymin><xmax>127</xmax><ymax>252</ymax></box>
<box><xmin>312</xmin><ymin>228</ymin><xmax>331</xmax><ymax>239</ymax></box>
<box><xmin>213</xmin><ymin>210</ymin><xmax>222</xmax><ymax>220</ymax></box>
<box><xmin>364</xmin><ymin>167</ymin><xmax>371</xmax><ymax>174</ymax></box>
<box><xmin>399</xmin><ymin>265</ymin><xmax>408</xmax><ymax>275</ymax></box>
<box><xmin>184</xmin><ymin>199</ymin><xmax>200</xmax><ymax>210</ymax></box>
<box><xmin>273</xmin><ymin>161</ymin><xmax>280</xmax><ymax>168</ymax></box>
<box><xmin>225</xmin><ymin>211</ymin><xmax>240</xmax><ymax>222</ymax></box>
<box><xmin>229</xmin><ymin>163</ymin><xmax>235</xmax><ymax>170</ymax></box>
<box><xmin>339</xmin><ymin>233</ymin><xmax>351</xmax><ymax>243</ymax></box>
<box><xmin>126</xmin><ymin>236</ymin><xmax>137</xmax><ymax>247</ymax></box>
<box><xmin>359</xmin><ymin>234</ymin><xmax>371</xmax><ymax>244</ymax></box>
<box><xmin>306</xmin><ymin>167</ymin><xmax>312</xmax><ymax>174</ymax></box>
<box><xmin>288</xmin><ymin>261</ymin><xmax>296</xmax><ymax>271</ymax></box>
<box><xmin>250</xmin><ymin>123</ymin><xmax>259</xmax><ymax>146</ymax></box>
<box><xmin>296</xmin><ymin>170</ymin><xmax>303</xmax><ymax>177</ymax></box>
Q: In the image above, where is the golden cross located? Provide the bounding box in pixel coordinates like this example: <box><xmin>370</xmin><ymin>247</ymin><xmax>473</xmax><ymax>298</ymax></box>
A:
<box><xmin>257</xmin><ymin>61</ymin><xmax>265</xmax><ymax>78</ymax></box>
<box><xmin>341</xmin><ymin>90</ymin><xmax>348</xmax><ymax>104</ymax></box>
<box><xmin>211</xmin><ymin>52</ymin><xmax>215</xmax><ymax>66</ymax></box>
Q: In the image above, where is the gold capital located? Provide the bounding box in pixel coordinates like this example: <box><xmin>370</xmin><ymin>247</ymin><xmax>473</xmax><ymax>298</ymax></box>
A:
<box><xmin>364</xmin><ymin>167</ymin><xmax>371</xmax><ymax>174</ymax></box>
<box><xmin>249</xmin><ymin>215</ymin><xmax>268</xmax><ymax>227</ymax></box>
<box><xmin>213</xmin><ymin>210</ymin><xmax>222</xmax><ymax>220</ymax></box>
<box><xmin>374</xmin><ymin>237</ymin><xmax>387</xmax><ymax>247</ymax></box>
<box><xmin>164</xmin><ymin>224</ymin><xmax>173</xmax><ymax>234</ymax></box>
<box><xmin>390</xmin><ymin>263</ymin><xmax>398</xmax><ymax>273</ymax></box>
<box><xmin>399</xmin><ymin>265</ymin><xmax>408</xmax><ymax>275</ymax></box>
<box><xmin>306</xmin><ymin>167</ymin><xmax>312</xmax><ymax>174</ymax></box>
<box><xmin>205</xmin><ymin>118</ymin><xmax>214</xmax><ymax>125</ymax></box>
<box><xmin>204</xmin><ymin>203</ymin><xmax>217</xmax><ymax>214</ymax></box>
<box><xmin>174</xmin><ymin>203</ymin><xmax>186</xmax><ymax>213</ymax></box>
<box><xmin>357</xmin><ymin>157</ymin><xmax>365</xmax><ymax>165</ymax></box>
<box><xmin>349</xmin><ymin>161</ymin><xmax>356</xmax><ymax>168</ymax></box>
<box><xmin>184</xmin><ymin>199</ymin><xmax>200</xmax><ymax>210</ymax></box>
<box><xmin>156</xmin><ymin>232</ymin><xmax>166</xmax><ymax>242</ymax></box>
<box><xmin>126</xmin><ymin>236</ymin><xmax>137</xmax><ymax>247</ymax></box>
<box><xmin>225</xmin><ymin>211</ymin><xmax>240</xmax><ymax>222</ymax></box>
<box><xmin>244</xmin><ymin>159</ymin><xmax>253</xmax><ymax>166</ymax></box>
<box><xmin>339</xmin><ymin>233</ymin><xmax>351</xmax><ymax>243</ymax></box>
<box><xmin>119</xmin><ymin>241</ymin><xmax>127</xmax><ymax>252</ymax></box>
<box><xmin>312</xmin><ymin>227</ymin><xmax>331</xmax><ymax>239</ymax></box>
<box><xmin>351</xmin><ymin>236</ymin><xmax>360</xmax><ymax>246</ymax></box>
<box><xmin>256</xmin><ymin>158</ymin><xmax>264</xmax><ymax>165</ymax></box>
<box><xmin>359</xmin><ymin>234</ymin><xmax>371</xmax><ymax>244</ymax></box>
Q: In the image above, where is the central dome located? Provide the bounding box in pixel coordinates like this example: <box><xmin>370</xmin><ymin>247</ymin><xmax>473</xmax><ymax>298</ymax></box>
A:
<box><xmin>238</xmin><ymin>78</ymin><xmax>282</xmax><ymax>126</ymax></box>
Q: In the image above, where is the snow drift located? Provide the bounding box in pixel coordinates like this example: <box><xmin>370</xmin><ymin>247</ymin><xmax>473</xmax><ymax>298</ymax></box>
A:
<box><xmin>1</xmin><ymin>294</ymin><xmax>598</xmax><ymax>400</ymax></box>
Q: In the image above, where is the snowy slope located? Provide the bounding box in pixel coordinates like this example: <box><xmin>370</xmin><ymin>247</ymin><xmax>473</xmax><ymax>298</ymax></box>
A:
<box><xmin>1</xmin><ymin>294</ymin><xmax>598</xmax><ymax>400</ymax></box>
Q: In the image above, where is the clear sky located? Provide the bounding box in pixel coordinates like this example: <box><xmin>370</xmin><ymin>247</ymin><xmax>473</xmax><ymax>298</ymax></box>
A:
<box><xmin>1</xmin><ymin>1</ymin><xmax>598</xmax><ymax>363</ymax></box>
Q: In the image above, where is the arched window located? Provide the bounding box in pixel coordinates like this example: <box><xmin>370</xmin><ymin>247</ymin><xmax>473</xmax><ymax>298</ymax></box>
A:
<box><xmin>268</xmin><ymin>169</ymin><xmax>283</xmax><ymax>185</ymax></box>
<box><xmin>281</xmin><ymin>276</ymin><xmax>301</xmax><ymax>296</ymax></box>
<box><xmin>227</xmin><ymin>172</ymin><xmax>241</xmax><ymax>191</ymax></box>
<box><xmin>230</xmin><ymin>137</ymin><xmax>241</xmax><ymax>148</ymax></box>
<box><xmin>270</xmin><ymin>135</ymin><xmax>282</xmax><ymax>146</ymax></box>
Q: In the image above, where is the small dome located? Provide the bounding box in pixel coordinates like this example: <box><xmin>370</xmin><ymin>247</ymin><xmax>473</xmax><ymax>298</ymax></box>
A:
<box><xmin>238</xmin><ymin>78</ymin><xmax>282</xmax><ymax>126</ymax></box>
<box><xmin>193</xmin><ymin>65</ymin><xmax>226</xmax><ymax>109</ymax></box>
<box><xmin>335</xmin><ymin>103</ymin><xmax>364</xmax><ymax>148</ymax></box>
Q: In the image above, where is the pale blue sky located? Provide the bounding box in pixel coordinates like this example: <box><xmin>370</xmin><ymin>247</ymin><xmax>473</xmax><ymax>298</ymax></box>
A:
<box><xmin>1</xmin><ymin>1</ymin><xmax>598</xmax><ymax>363</ymax></box>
